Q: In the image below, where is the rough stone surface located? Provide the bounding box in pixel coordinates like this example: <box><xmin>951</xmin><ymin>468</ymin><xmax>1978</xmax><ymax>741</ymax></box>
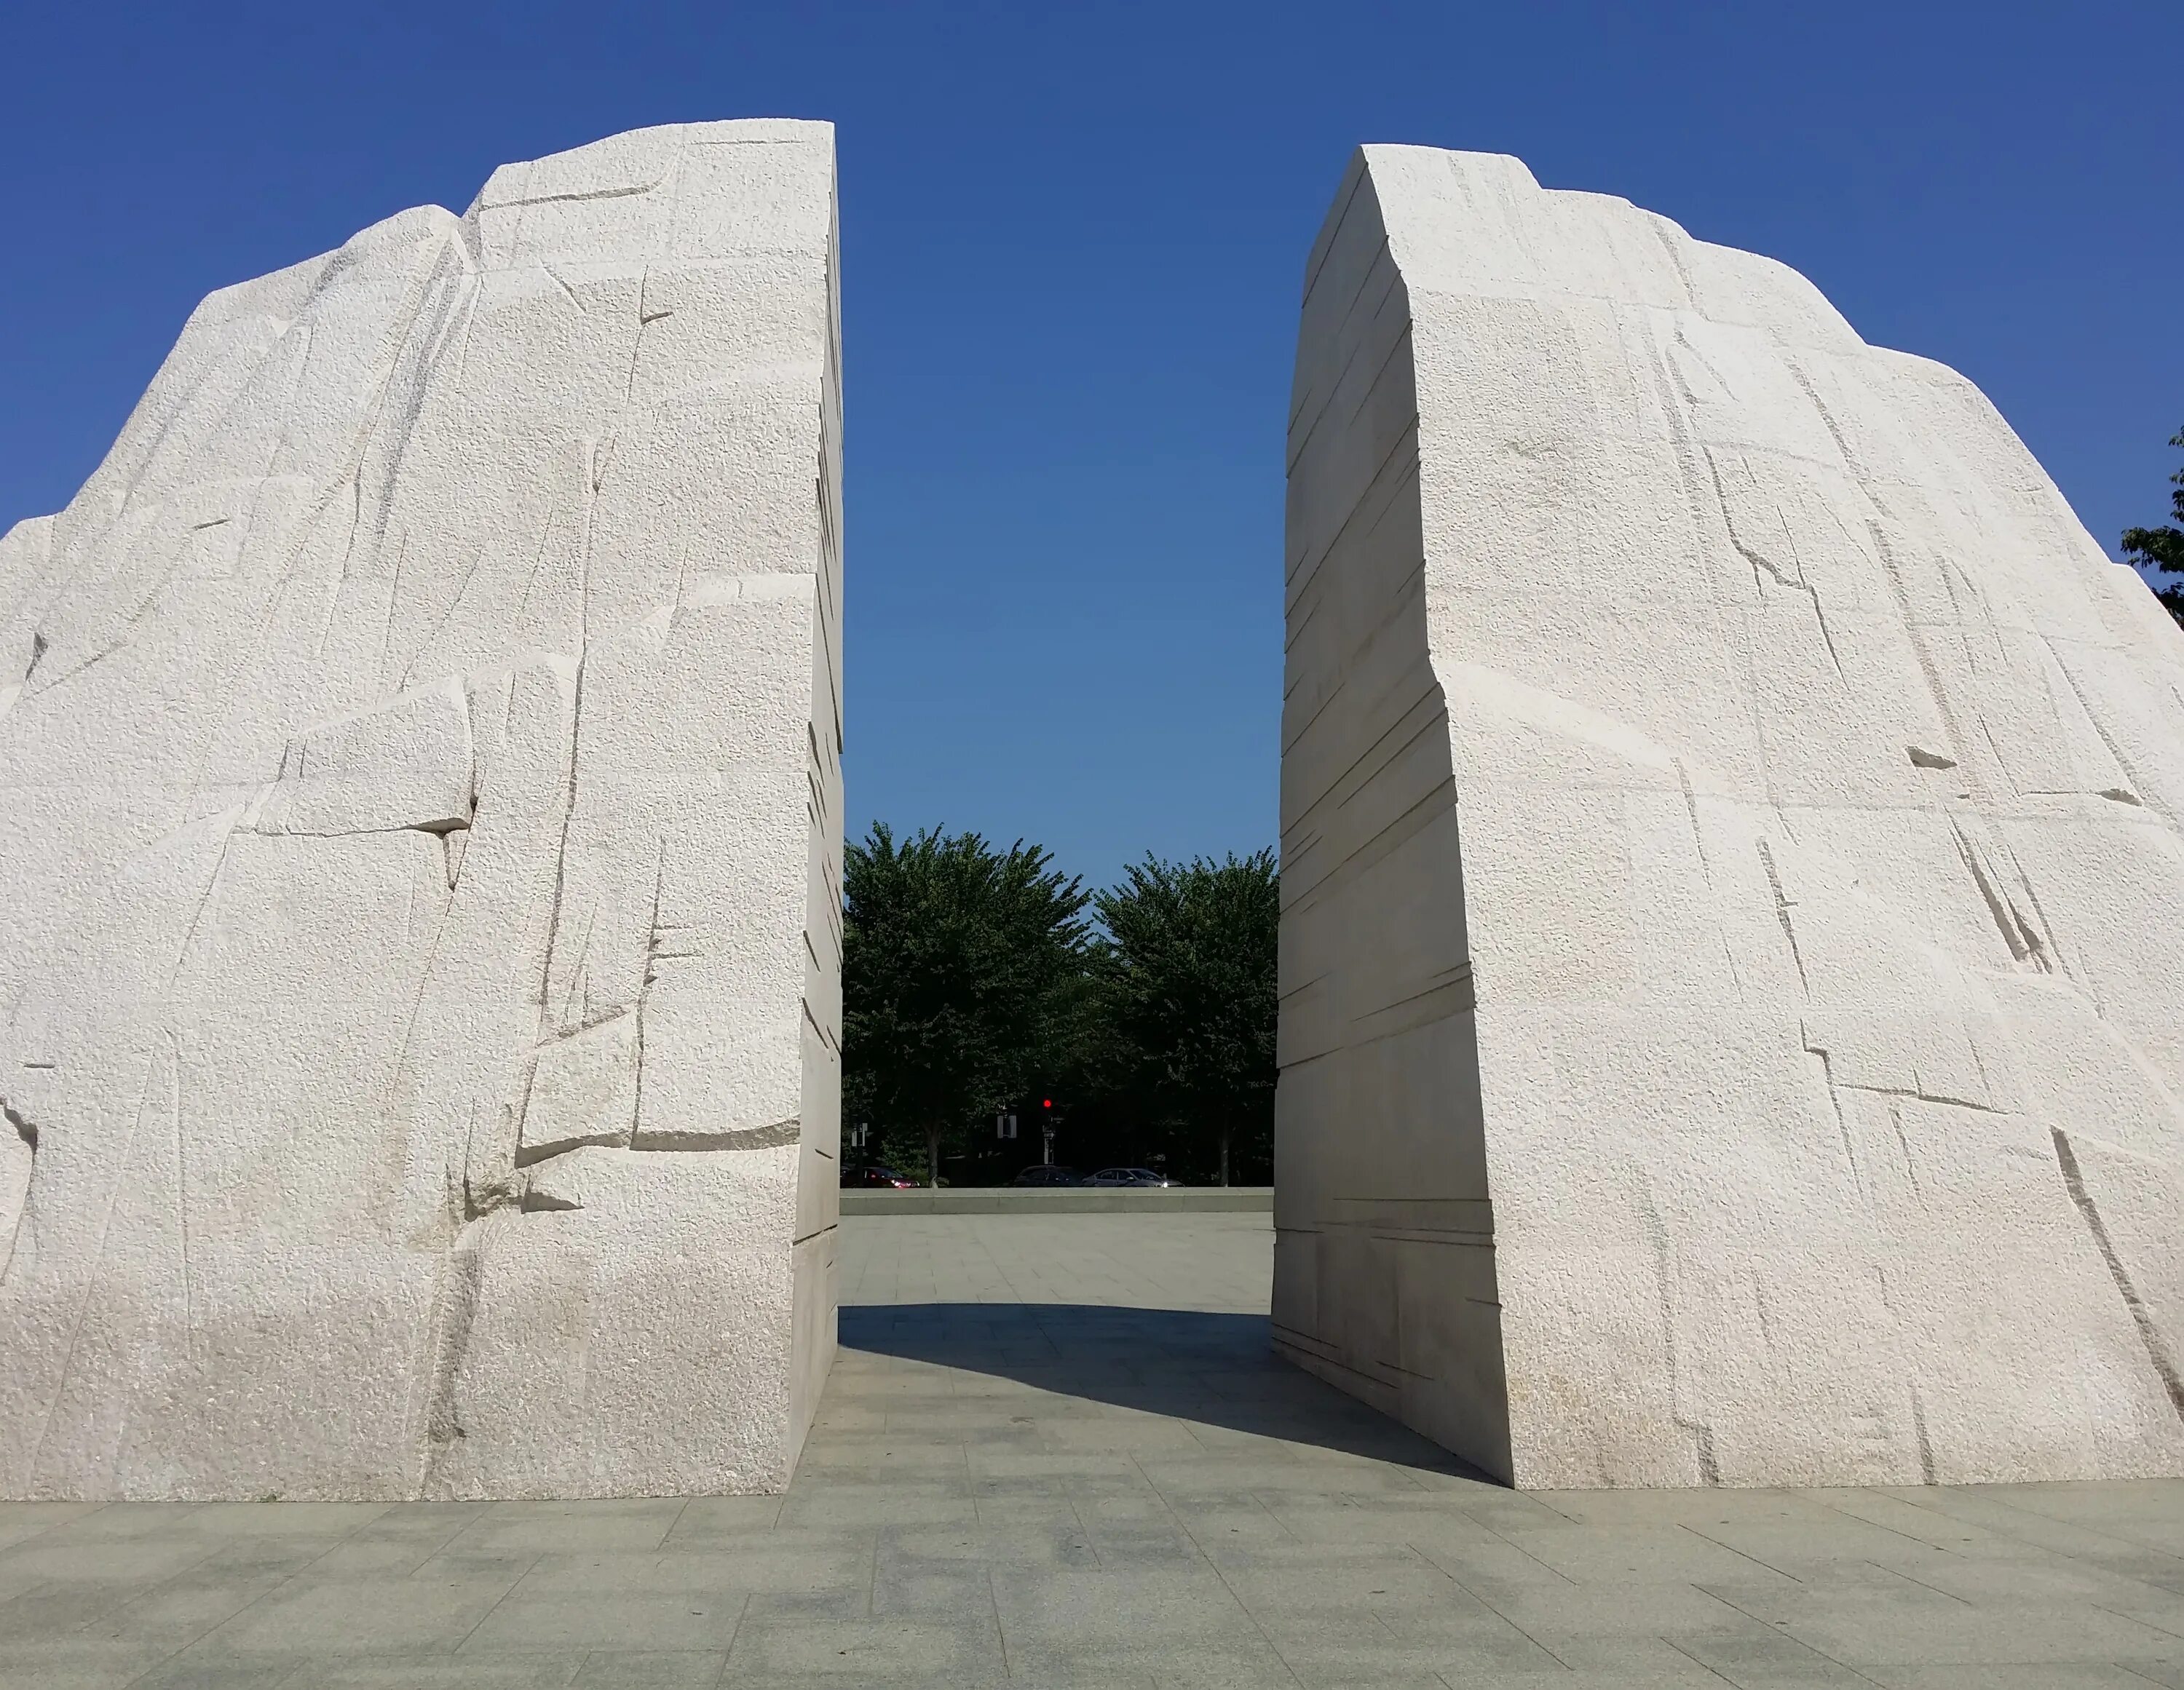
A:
<box><xmin>1275</xmin><ymin>146</ymin><xmax>2184</xmax><ymax>1488</ymax></box>
<box><xmin>0</xmin><ymin>120</ymin><xmax>844</xmax><ymax>1499</ymax></box>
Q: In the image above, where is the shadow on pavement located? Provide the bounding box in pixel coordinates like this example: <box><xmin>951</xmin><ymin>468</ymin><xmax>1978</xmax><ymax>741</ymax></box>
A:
<box><xmin>838</xmin><ymin>1301</ymin><xmax>1500</xmax><ymax>1482</ymax></box>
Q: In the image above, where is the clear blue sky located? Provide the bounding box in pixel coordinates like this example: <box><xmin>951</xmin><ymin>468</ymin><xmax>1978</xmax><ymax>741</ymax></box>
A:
<box><xmin>3</xmin><ymin>1</ymin><xmax>2176</xmax><ymax>892</ymax></box>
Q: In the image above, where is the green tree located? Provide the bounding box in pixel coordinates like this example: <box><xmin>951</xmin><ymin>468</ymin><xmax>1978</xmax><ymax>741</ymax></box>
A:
<box><xmin>842</xmin><ymin>824</ymin><xmax>1090</xmax><ymax>1186</ymax></box>
<box><xmin>1094</xmin><ymin>849</ymin><xmax>1278</xmax><ymax>1186</ymax></box>
<box><xmin>2122</xmin><ymin>426</ymin><xmax>2184</xmax><ymax>627</ymax></box>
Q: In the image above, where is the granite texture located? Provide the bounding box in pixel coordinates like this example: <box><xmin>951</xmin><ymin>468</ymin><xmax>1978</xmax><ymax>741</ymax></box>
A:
<box><xmin>1275</xmin><ymin>146</ymin><xmax>2184</xmax><ymax>1487</ymax></box>
<box><xmin>0</xmin><ymin>121</ymin><xmax>844</xmax><ymax>1499</ymax></box>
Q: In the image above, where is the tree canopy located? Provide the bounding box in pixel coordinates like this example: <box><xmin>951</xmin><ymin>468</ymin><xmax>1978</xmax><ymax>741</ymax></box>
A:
<box><xmin>840</xmin><ymin>828</ymin><xmax>1280</xmax><ymax>1186</ymax></box>
<box><xmin>2123</xmin><ymin>425</ymin><xmax>2184</xmax><ymax>627</ymax></box>
<box><xmin>1093</xmin><ymin>850</ymin><xmax>1279</xmax><ymax>1185</ymax></box>
<box><xmin>841</xmin><ymin>824</ymin><xmax>1089</xmax><ymax>1186</ymax></box>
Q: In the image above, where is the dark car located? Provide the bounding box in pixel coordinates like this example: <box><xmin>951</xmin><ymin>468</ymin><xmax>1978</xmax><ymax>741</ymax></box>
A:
<box><xmin>1010</xmin><ymin>1165</ymin><xmax>1084</xmax><ymax>1186</ymax></box>
<box><xmin>841</xmin><ymin>1165</ymin><xmax>917</xmax><ymax>1189</ymax></box>
<box><xmin>1087</xmin><ymin>1167</ymin><xmax>1180</xmax><ymax>1188</ymax></box>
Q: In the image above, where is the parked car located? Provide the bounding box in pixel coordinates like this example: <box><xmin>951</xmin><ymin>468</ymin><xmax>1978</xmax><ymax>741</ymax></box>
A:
<box><xmin>1087</xmin><ymin>1167</ymin><xmax>1180</xmax><ymax>1188</ymax></box>
<box><xmin>1011</xmin><ymin>1165</ymin><xmax>1084</xmax><ymax>1186</ymax></box>
<box><xmin>841</xmin><ymin>1165</ymin><xmax>917</xmax><ymax>1189</ymax></box>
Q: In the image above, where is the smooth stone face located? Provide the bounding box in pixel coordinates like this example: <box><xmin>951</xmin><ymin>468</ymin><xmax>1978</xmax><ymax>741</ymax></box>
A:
<box><xmin>1276</xmin><ymin>145</ymin><xmax>2184</xmax><ymax>1488</ymax></box>
<box><xmin>0</xmin><ymin>119</ymin><xmax>844</xmax><ymax>1500</ymax></box>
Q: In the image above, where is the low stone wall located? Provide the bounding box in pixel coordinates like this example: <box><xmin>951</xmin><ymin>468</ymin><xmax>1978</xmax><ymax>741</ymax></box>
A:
<box><xmin>840</xmin><ymin>1187</ymin><xmax>1273</xmax><ymax>1215</ymax></box>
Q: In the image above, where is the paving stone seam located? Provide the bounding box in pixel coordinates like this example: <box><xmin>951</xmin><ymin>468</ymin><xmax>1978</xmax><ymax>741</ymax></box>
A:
<box><xmin>1123</xmin><ymin>1451</ymin><xmax>1307</xmax><ymax>1688</ymax></box>
<box><xmin>108</xmin><ymin>1501</ymin><xmax>415</xmax><ymax>1685</ymax></box>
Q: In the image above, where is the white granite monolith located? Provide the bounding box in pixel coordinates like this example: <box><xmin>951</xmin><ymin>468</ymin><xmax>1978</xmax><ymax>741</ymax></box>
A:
<box><xmin>0</xmin><ymin>120</ymin><xmax>844</xmax><ymax>1499</ymax></box>
<box><xmin>1276</xmin><ymin>146</ymin><xmax>2184</xmax><ymax>1487</ymax></box>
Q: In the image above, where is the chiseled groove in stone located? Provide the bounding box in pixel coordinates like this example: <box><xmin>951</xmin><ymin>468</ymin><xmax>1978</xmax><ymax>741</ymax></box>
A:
<box><xmin>513</xmin><ymin>1116</ymin><xmax>802</xmax><ymax>1168</ymax></box>
<box><xmin>631</xmin><ymin>1118</ymin><xmax>800</xmax><ymax>1153</ymax></box>
<box><xmin>2052</xmin><ymin>1127</ymin><xmax>2184</xmax><ymax>1421</ymax></box>
<box><xmin>0</xmin><ymin>1098</ymin><xmax>35</xmax><ymax>1283</ymax></box>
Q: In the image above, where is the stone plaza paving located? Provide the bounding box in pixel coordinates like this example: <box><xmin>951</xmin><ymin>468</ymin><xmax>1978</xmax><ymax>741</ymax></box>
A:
<box><xmin>6</xmin><ymin>1210</ymin><xmax>2184</xmax><ymax>1687</ymax></box>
